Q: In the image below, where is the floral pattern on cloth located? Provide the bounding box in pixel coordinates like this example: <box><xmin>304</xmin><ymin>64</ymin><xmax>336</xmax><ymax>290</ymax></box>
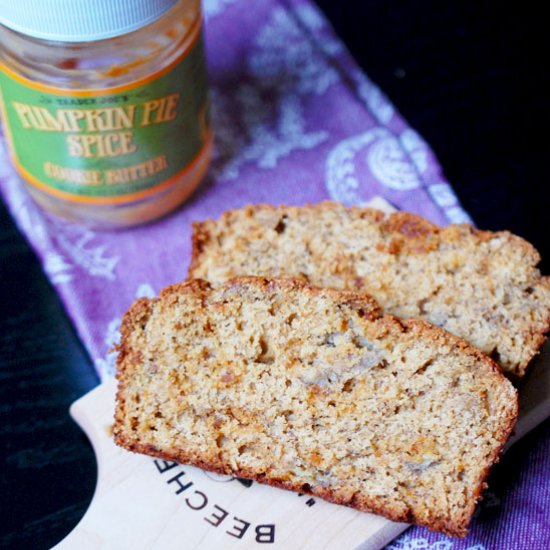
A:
<box><xmin>386</xmin><ymin>535</ymin><xmax>486</xmax><ymax>550</ymax></box>
<box><xmin>0</xmin><ymin>0</ymin><xmax>471</xmax><ymax>379</ymax></box>
<box><xmin>2</xmin><ymin>1</ymin><xmax>546</xmax><ymax>549</ymax></box>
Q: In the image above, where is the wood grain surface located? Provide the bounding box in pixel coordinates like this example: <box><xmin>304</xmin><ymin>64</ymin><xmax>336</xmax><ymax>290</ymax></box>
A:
<box><xmin>1</xmin><ymin>1</ymin><xmax>548</xmax><ymax>548</ymax></box>
<box><xmin>52</xmin><ymin>342</ymin><xmax>549</xmax><ymax>549</ymax></box>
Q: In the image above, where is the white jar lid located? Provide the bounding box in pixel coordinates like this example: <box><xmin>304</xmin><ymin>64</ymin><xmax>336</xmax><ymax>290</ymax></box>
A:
<box><xmin>0</xmin><ymin>0</ymin><xmax>179</xmax><ymax>42</ymax></box>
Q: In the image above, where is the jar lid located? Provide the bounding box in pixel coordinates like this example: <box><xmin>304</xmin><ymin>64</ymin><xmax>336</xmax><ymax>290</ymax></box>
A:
<box><xmin>0</xmin><ymin>0</ymin><xmax>179</xmax><ymax>42</ymax></box>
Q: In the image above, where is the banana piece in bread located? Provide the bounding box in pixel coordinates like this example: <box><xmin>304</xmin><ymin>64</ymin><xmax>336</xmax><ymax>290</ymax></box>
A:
<box><xmin>114</xmin><ymin>278</ymin><xmax>517</xmax><ymax>537</ymax></box>
<box><xmin>189</xmin><ymin>202</ymin><xmax>550</xmax><ymax>379</ymax></box>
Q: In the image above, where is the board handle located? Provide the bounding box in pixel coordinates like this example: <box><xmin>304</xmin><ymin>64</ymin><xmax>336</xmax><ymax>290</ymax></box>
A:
<box><xmin>53</xmin><ymin>379</ymin><xmax>127</xmax><ymax>549</ymax></box>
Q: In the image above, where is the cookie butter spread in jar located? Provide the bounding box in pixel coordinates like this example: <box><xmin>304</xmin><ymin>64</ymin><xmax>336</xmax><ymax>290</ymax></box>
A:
<box><xmin>0</xmin><ymin>0</ymin><xmax>212</xmax><ymax>228</ymax></box>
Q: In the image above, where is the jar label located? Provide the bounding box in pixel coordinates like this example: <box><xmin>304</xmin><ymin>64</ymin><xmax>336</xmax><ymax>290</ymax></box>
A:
<box><xmin>0</xmin><ymin>25</ymin><xmax>210</xmax><ymax>204</ymax></box>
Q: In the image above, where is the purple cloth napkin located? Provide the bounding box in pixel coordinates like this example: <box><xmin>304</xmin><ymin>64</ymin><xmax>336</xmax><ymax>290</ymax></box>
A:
<box><xmin>1</xmin><ymin>0</ymin><xmax>547</xmax><ymax>548</ymax></box>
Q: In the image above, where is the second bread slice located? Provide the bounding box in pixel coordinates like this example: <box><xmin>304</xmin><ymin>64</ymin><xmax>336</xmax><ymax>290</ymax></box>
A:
<box><xmin>114</xmin><ymin>278</ymin><xmax>517</xmax><ymax>537</ymax></box>
<box><xmin>189</xmin><ymin>202</ymin><xmax>550</xmax><ymax>379</ymax></box>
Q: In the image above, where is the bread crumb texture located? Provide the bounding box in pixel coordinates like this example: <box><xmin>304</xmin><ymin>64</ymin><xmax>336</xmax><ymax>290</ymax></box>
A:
<box><xmin>114</xmin><ymin>278</ymin><xmax>517</xmax><ymax>537</ymax></box>
<box><xmin>189</xmin><ymin>202</ymin><xmax>550</xmax><ymax>379</ymax></box>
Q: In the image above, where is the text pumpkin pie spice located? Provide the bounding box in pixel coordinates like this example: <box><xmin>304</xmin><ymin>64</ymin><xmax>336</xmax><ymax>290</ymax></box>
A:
<box><xmin>0</xmin><ymin>0</ymin><xmax>212</xmax><ymax>227</ymax></box>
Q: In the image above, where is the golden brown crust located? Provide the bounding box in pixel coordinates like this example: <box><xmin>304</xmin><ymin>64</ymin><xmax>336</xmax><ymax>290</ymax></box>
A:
<box><xmin>114</xmin><ymin>435</ymin><xmax>469</xmax><ymax>536</ymax></box>
<box><xmin>188</xmin><ymin>201</ymin><xmax>543</xmax><ymax>265</ymax></box>
<box><xmin>115</xmin><ymin>363</ymin><xmax>517</xmax><ymax>539</ymax></box>
<box><xmin>114</xmin><ymin>277</ymin><xmax>518</xmax><ymax>538</ymax></box>
<box><xmin>189</xmin><ymin>202</ymin><xmax>501</xmax><ymax>264</ymax></box>
<box><xmin>188</xmin><ymin>222</ymin><xmax>211</xmax><ymax>276</ymax></box>
<box><xmin>188</xmin><ymin>202</ymin><xmax>550</xmax><ymax>379</ymax></box>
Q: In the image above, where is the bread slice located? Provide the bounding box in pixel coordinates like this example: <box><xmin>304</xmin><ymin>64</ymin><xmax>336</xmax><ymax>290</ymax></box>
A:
<box><xmin>189</xmin><ymin>202</ymin><xmax>550</xmax><ymax>380</ymax></box>
<box><xmin>114</xmin><ymin>277</ymin><xmax>517</xmax><ymax>537</ymax></box>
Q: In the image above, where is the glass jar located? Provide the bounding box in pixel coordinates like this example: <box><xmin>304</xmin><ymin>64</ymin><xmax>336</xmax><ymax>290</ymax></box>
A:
<box><xmin>0</xmin><ymin>0</ymin><xmax>212</xmax><ymax>228</ymax></box>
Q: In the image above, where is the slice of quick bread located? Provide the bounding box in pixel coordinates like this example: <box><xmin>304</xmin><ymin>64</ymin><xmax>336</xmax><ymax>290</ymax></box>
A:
<box><xmin>189</xmin><ymin>203</ymin><xmax>550</xmax><ymax>380</ymax></box>
<box><xmin>114</xmin><ymin>278</ymin><xmax>518</xmax><ymax>537</ymax></box>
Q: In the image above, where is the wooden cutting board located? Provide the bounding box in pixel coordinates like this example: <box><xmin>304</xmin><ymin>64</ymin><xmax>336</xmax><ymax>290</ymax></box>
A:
<box><xmin>54</xmin><ymin>343</ymin><xmax>550</xmax><ymax>550</ymax></box>
<box><xmin>54</xmin><ymin>198</ymin><xmax>550</xmax><ymax>549</ymax></box>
